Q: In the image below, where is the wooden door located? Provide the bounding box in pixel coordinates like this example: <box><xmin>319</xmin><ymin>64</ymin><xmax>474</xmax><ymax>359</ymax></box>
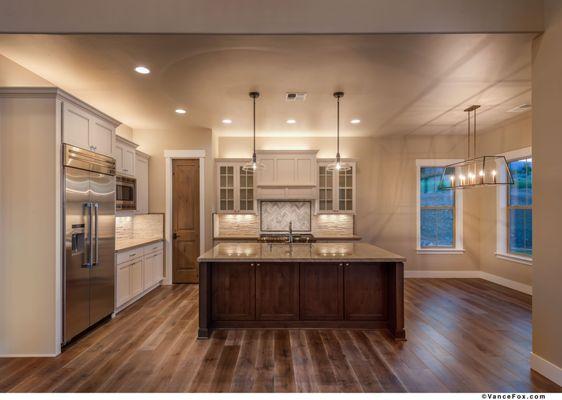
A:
<box><xmin>172</xmin><ymin>159</ymin><xmax>200</xmax><ymax>283</ymax></box>
<box><xmin>212</xmin><ymin>263</ymin><xmax>255</xmax><ymax>321</ymax></box>
<box><xmin>300</xmin><ymin>263</ymin><xmax>343</xmax><ymax>320</ymax></box>
<box><xmin>256</xmin><ymin>262</ymin><xmax>299</xmax><ymax>320</ymax></box>
<box><xmin>344</xmin><ymin>263</ymin><xmax>387</xmax><ymax>320</ymax></box>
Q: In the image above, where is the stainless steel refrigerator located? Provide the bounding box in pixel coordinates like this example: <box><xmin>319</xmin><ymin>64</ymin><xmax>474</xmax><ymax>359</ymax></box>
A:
<box><xmin>63</xmin><ymin>144</ymin><xmax>116</xmax><ymax>344</ymax></box>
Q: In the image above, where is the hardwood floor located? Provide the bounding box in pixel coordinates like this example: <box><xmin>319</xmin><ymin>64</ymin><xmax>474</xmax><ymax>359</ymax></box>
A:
<box><xmin>1</xmin><ymin>279</ymin><xmax>560</xmax><ymax>393</ymax></box>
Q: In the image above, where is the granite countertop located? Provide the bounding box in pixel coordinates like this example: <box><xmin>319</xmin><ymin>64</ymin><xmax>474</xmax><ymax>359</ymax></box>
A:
<box><xmin>116</xmin><ymin>237</ymin><xmax>164</xmax><ymax>252</ymax></box>
<box><xmin>198</xmin><ymin>242</ymin><xmax>405</xmax><ymax>263</ymax></box>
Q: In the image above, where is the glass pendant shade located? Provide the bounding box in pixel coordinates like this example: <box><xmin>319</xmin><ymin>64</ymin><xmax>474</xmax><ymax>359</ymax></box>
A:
<box><xmin>242</xmin><ymin>152</ymin><xmax>265</xmax><ymax>172</ymax></box>
<box><xmin>326</xmin><ymin>154</ymin><xmax>351</xmax><ymax>172</ymax></box>
<box><xmin>439</xmin><ymin>155</ymin><xmax>513</xmax><ymax>189</ymax></box>
<box><xmin>439</xmin><ymin>105</ymin><xmax>513</xmax><ymax>190</ymax></box>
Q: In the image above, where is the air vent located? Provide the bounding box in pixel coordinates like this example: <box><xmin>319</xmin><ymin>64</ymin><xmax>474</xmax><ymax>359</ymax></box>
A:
<box><xmin>507</xmin><ymin>103</ymin><xmax>532</xmax><ymax>113</ymax></box>
<box><xmin>286</xmin><ymin>92</ymin><xmax>307</xmax><ymax>102</ymax></box>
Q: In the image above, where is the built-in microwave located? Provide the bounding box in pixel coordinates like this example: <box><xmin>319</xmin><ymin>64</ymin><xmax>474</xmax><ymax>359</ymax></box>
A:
<box><xmin>116</xmin><ymin>176</ymin><xmax>136</xmax><ymax>210</ymax></box>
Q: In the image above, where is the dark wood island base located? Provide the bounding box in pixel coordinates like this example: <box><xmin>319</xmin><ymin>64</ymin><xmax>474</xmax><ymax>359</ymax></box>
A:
<box><xmin>197</xmin><ymin>243</ymin><xmax>406</xmax><ymax>341</ymax></box>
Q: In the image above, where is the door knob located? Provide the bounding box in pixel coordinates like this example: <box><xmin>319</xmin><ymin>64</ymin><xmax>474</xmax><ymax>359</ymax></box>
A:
<box><xmin>173</xmin><ymin>232</ymin><xmax>178</xmax><ymax>240</ymax></box>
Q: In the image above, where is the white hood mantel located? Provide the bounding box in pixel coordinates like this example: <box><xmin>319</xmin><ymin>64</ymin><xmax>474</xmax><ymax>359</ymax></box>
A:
<box><xmin>255</xmin><ymin>150</ymin><xmax>318</xmax><ymax>200</ymax></box>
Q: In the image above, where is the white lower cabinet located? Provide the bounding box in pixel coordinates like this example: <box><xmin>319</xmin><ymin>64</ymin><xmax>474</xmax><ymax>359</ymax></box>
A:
<box><xmin>115</xmin><ymin>241</ymin><xmax>164</xmax><ymax>311</ymax></box>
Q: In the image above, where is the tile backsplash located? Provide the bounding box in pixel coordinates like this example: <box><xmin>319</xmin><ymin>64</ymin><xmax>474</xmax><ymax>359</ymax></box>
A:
<box><xmin>116</xmin><ymin>213</ymin><xmax>164</xmax><ymax>241</ymax></box>
<box><xmin>216</xmin><ymin>201</ymin><xmax>354</xmax><ymax>238</ymax></box>
<box><xmin>260</xmin><ymin>201</ymin><xmax>311</xmax><ymax>232</ymax></box>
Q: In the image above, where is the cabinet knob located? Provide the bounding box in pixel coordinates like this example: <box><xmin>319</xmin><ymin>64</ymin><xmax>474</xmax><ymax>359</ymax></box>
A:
<box><xmin>256</xmin><ymin>263</ymin><xmax>261</xmax><ymax>267</ymax></box>
<box><xmin>250</xmin><ymin>263</ymin><xmax>255</xmax><ymax>267</ymax></box>
<box><xmin>339</xmin><ymin>263</ymin><xmax>343</xmax><ymax>267</ymax></box>
<box><xmin>345</xmin><ymin>263</ymin><xmax>350</xmax><ymax>267</ymax></box>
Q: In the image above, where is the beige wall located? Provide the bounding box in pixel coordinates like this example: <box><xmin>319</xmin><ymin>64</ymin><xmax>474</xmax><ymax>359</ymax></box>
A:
<box><xmin>132</xmin><ymin>127</ymin><xmax>215</xmax><ymax>251</ymax></box>
<box><xmin>531</xmin><ymin>0</ymin><xmax>562</xmax><ymax>376</ymax></box>
<box><xmin>478</xmin><ymin>116</ymin><xmax>533</xmax><ymax>286</ymax></box>
<box><xmin>0</xmin><ymin>96</ymin><xmax>61</xmax><ymax>356</ymax></box>
<box><xmin>219</xmin><ymin>135</ymin><xmax>481</xmax><ymax>272</ymax></box>
<box><xmin>0</xmin><ymin>54</ymin><xmax>53</xmax><ymax>86</ymax></box>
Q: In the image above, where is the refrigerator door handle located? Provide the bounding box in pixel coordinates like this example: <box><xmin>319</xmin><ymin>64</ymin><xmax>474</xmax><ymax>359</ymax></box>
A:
<box><xmin>93</xmin><ymin>203</ymin><xmax>99</xmax><ymax>266</ymax></box>
<box><xmin>82</xmin><ymin>202</ymin><xmax>93</xmax><ymax>268</ymax></box>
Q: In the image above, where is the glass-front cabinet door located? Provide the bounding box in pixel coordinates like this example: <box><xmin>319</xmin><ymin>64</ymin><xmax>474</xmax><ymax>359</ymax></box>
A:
<box><xmin>216</xmin><ymin>161</ymin><xmax>256</xmax><ymax>214</ymax></box>
<box><xmin>239</xmin><ymin>166</ymin><xmax>254</xmax><ymax>212</ymax></box>
<box><xmin>317</xmin><ymin>161</ymin><xmax>356</xmax><ymax>213</ymax></box>
<box><xmin>218</xmin><ymin>164</ymin><xmax>235</xmax><ymax>212</ymax></box>
<box><xmin>318</xmin><ymin>165</ymin><xmax>333</xmax><ymax>211</ymax></box>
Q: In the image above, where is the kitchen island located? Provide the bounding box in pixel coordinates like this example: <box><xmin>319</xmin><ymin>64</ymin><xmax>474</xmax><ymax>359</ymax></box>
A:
<box><xmin>197</xmin><ymin>242</ymin><xmax>406</xmax><ymax>340</ymax></box>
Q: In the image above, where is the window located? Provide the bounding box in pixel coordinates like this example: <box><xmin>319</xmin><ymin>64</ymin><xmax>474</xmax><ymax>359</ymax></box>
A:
<box><xmin>507</xmin><ymin>157</ymin><xmax>532</xmax><ymax>256</ymax></box>
<box><xmin>416</xmin><ymin>160</ymin><xmax>463</xmax><ymax>253</ymax></box>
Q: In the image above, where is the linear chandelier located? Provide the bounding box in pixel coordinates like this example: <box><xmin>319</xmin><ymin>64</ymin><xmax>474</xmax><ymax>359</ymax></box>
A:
<box><xmin>439</xmin><ymin>105</ymin><xmax>513</xmax><ymax>190</ymax></box>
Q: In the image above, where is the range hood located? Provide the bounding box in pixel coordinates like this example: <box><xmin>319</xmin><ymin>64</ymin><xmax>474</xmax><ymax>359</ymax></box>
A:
<box><xmin>254</xmin><ymin>150</ymin><xmax>318</xmax><ymax>200</ymax></box>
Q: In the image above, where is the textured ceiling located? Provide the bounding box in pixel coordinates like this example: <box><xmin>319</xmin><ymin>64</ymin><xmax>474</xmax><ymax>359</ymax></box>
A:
<box><xmin>0</xmin><ymin>34</ymin><xmax>534</xmax><ymax>137</ymax></box>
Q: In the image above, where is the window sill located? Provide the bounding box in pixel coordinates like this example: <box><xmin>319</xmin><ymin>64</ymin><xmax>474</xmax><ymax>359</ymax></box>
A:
<box><xmin>495</xmin><ymin>252</ymin><xmax>532</xmax><ymax>266</ymax></box>
<box><xmin>417</xmin><ymin>248</ymin><xmax>465</xmax><ymax>255</ymax></box>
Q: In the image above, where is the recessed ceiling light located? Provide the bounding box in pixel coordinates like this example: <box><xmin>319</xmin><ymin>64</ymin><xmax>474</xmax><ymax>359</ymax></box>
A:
<box><xmin>134</xmin><ymin>66</ymin><xmax>150</xmax><ymax>74</ymax></box>
<box><xmin>350</xmin><ymin>118</ymin><xmax>361</xmax><ymax>124</ymax></box>
<box><xmin>222</xmin><ymin>119</ymin><xmax>232</xmax><ymax>124</ymax></box>
<box><xmin>175</xmin><ymin>108</ymin><xmax>187</xmax><ymax>115</ymax></box>
<box><xmin>286</xmin><ymin>119</ymin><xmax>297</xmax><ymax>124</ymax></box>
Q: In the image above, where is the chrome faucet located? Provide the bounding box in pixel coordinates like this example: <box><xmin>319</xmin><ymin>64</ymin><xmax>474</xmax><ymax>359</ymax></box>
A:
<box><xmin>288</xmin><ymin>221</ymin><xmax>293</xmax><ymax>243</ymax></box>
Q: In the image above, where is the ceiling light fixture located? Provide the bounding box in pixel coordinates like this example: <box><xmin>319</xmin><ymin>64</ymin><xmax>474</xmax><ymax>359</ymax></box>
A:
<box><xmin>327</xmin><ymin>92</ymin><xmax>351</xmax><ymax>172</ymax></box>
<box><xmin>175</xmin><ymin>108</ymin><xmax>187</xmax><ymax>115</ymax></box>
<box><xmin>439</xmin><ymin>105</ymin><xmax>513</xmax><ymax>190</ymax></box>
<box><xmin>242</xmin><ymin>92</ymin><xmax>265</xmax><ymax>172</ymax></box>
<box><xmin>222</xmin><ymin>119</ymin><xmax>232</xmax><ymax>124</ymax></box>
<box><xmin>286</xmin><ymin>119</ymin><xmax>297</xmax><ymax>124</ymax></box>
<box><xmin>134</xmin><ymin>66</ymin><xmax>150</xmax><ymax>74</ymax></box>
<box><xmin>350</xmin><ymin>118</ymin><xmax>361</xmax><ymax>124</ymax></box>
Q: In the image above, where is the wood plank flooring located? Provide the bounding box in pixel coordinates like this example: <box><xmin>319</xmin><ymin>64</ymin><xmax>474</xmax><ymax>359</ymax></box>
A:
<box><xmin>1</xmin><ymin>279</ymin><xmax>560</xmax><ymax>393</ymax></box>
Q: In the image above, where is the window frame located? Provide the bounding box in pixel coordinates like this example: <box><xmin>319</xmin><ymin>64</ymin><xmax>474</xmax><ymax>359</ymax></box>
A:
<box><xmin>496</xmin><ymin>147</ymin><xmax>533</xmax><ymax>265</ymax></box>
<box><xmin>416</xmin><ymin>159</ymin><xmax>464</xmax><ymax>254</ymax></box>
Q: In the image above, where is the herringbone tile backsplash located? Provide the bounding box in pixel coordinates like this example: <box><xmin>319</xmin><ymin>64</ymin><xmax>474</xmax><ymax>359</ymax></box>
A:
<box><xmin>260</xmin><ymin>201</ymin><xmax>311</xmax><ymax>232</ymax></box>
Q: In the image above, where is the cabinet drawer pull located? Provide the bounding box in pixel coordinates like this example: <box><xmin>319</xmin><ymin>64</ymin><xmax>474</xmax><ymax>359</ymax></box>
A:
<box><xmin>129</xmin><ymin>253</ymin><xmax>137</xmax><ymax>257</ymax></box>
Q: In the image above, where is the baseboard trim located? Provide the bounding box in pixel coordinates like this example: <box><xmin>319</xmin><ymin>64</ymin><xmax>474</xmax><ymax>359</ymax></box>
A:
<box><xmin>405</xmin><ymin>270</ymin><xmax>480</xmax><ymax>279</ymax></box>
<box><xmin>405</xmin><ymin>270</ymin><xmax>532</xmax><ymax>295</ymax></box>
<box><xmin>531</xmin><ymin>352</ymin><xmax>562</xmax><ymax>386</ymax></box>
<box><xmin>479</xmin><ymin>271</ymin><xmax>532</xmax><ymax>295</ymax></box>
<box><xmin>0</xmin><ymin>353</ymin><xmax>60</xmax><ymax>357</ymax></box>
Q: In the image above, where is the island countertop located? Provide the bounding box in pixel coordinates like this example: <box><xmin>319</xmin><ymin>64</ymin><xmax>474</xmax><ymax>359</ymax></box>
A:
<box><xmin>197</xmin><ymin>242</ymin><xmax>406</xmax><ymax>263</ymax></box>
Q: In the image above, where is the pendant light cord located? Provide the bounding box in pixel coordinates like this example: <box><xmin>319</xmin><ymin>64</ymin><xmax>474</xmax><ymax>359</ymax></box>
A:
<box><xmin>467</xmin><ymin>110</ymin><xmax>471</xmax><ymax>159</ymax></box>
<box><xmin>253</xmin><ymin>95</ymin><xmax>256</xmax><ymax>157</ymax></box>
<box><xmin>337</xmin><ymin>95</ymin><xmax>340</xmax><ymax>157</ymax></box>
<box><xmin>473</xmin><ymin>107</ymin><xmax>477</xmax><ymax>159</ymax></box>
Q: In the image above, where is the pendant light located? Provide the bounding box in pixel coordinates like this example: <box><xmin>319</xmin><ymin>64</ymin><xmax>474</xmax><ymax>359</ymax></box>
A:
<box><xmin>242</xmin><ymin>91</ymin><xmax>265</xmax><ymax>172</ymax></box>
<box><xmin>439</xmin><ymin>105</ymin><xmax>513</xmax><ymax>190</ymax></box>
<box><xmin>326</xmin><ymin>91</ymin><xmax>351</xmax><ymax>172</ymax></box>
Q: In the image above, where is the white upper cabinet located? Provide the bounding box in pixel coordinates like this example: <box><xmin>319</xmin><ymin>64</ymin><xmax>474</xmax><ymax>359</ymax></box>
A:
<box><xmin>317</xmin><ymin>160</ymin><xmax>357</xmax><ymax>214</ymax></box>
<box><xmin>135</xmin><ymin>151</ymin><xmax>149</xmax><ymax>214</ymax></box>
<box><xmin>62</xmin><ymin>101</ymin><xmax>117</xmax><ymax>157</ymax></box>
<box><xmin>215</xmin><ymin>160</ymin><xmax>256</xmax><ymax>214</ymax></box>
<box><xmin>256</xmin><ymin>150</ymin><xmax>317</xmax><ymax>187</ymax></box>
<box><xmin>114</xmin><ymin>135</ymin><xmax>138</xmax><ymax>177</ymax></box>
